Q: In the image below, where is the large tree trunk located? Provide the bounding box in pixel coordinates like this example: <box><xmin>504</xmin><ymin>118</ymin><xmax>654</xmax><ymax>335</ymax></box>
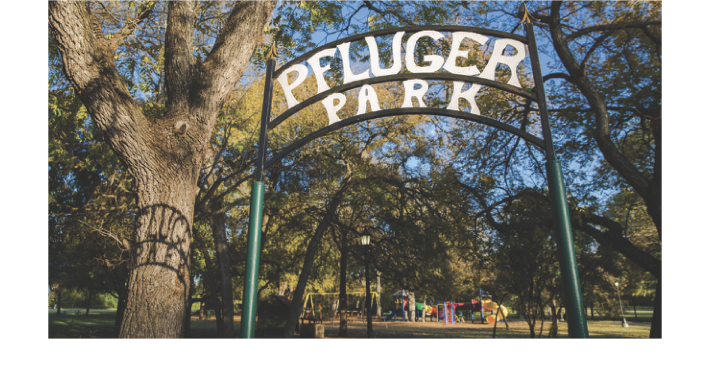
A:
<box><xmin>120</xmin><ymin>177</ymin><xmax>197</xmax><ymax>337</ymax></box>
<box><xmin>209</xmin><ymin>200</ymin><xmax>234</xmax><ymax>338</ymax></box>
<box><xmin>49</xmin><ymin>0</ymin><xmax>276</xmax><ymax>338</ymax></box>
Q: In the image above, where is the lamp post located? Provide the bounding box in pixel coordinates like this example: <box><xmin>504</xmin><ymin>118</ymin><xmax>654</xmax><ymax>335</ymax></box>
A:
<box><xmin>615</xmin><ymin>282</ymin><xmax>629</xmax><ymax>328</ymax></box>
<box><xmin>361</xmin><ymin>229</ymin><xmax>373</xmax><ymax>338</ymax></box>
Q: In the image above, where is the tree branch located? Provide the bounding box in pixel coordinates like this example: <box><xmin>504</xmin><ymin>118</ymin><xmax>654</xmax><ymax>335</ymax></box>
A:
<box><xmin>108</xmin><ymin>1</ymin><xmax>157</xmax><ymax>52</ymax></box>
<box><xmin>566</xmin><ymin>20</ymin><xmax>661</xmax><ymax>41</ymax></box>
<box><xmin>548</xmin><ymin>2</ymin><xmax>650</xmax><ymax>199</ymax></box>
<box><xmin>49</xmin><ymin>1</ymin><xmax>151</xmax><ymax>170</ymax></box>
<box><xmin>580</xmin><ymin>30</ymin><xmax>614</xmax><ymax>75</ymax></box>
<box><xmin>363</xmin><ymin>1</ymin><xmax>415</xmax><ymax>26</ymax></box>
<box><xmin>164</xmin><ymin>1</ymin><xmax>197</xmax><ymax>114</ymax></box>
<box><xmin>193</xmin><ymin>1</ymin><xmax>277</xmax><ymax>117</ymax></box>
<box><xmin>642</xmin><ymin>25</ymin><xmax>662</xmax><ymax>48</ymax></box>
<box><xmin>543</xmin><ymin>72</ymin><xmax>572</xmax><ymax>84</ymax></box>
<box><xmin>456</xmin><ymin>182</ymin><xmax>661</xmax><ymax>278</ymax></box>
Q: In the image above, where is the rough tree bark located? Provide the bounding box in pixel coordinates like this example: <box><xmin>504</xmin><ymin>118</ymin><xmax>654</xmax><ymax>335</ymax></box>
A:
<box><xmin>49</xmin><ymin>1</ymin><xmax>276</xmax><ymax>337</ymax></box>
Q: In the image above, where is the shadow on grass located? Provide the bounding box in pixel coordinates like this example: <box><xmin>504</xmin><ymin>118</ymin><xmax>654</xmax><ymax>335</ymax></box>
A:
<box><xmin>49</xmin><ymin>313</ymin><xmax>650</xmax><ymax>338</ymax></box>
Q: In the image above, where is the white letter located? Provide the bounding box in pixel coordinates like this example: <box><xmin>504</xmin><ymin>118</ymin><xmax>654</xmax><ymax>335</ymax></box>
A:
<box><xmin>337</xmin><ymin>42</ymin><xmax>370</xmax><ymax>84</ymax></box>
<box><xmin>276</xmin><ymin>64</ymin><xmax>309</xmax><ymax>108</ymax></box>
<box><xmin>307</xmin><ymin>48</ymin><xmax>337</xmax><ymax>94</ymax></box>
<box><xmin>405</xmin><ymin>31</ymin><xmax>445</xmax><ymax>73</ymax></box>
<box><xmin>402</xmin><ymin>79</ymin><xmax>428</xmax><ymax>108</ymax></box>
<box><xmin>447</xmin><ymin>82</ymin><xmax>482</xmax><ymax>114</ymax></box>
<box><xmin>443</xmin><ymin>32</ymin><xmax>489</xmax><ymax>76</ymax></box>
<box><xmin>479</xmin><ymin>39</ymin><xmax>526</xmax><ymax>87</ymax></box>
<box><xmin>357</xmin><ymin>85</ymin><xmax>381</xmax><ymax>115</ymax></box>
<box><xmin>322</xmin><ymin>93</ymin><xmax>347</xmax><ymax>125</ymax></box>
<box><xmin>366</xmin><ymin>32</ymin><xmax>404</xmax><ymax>77</ymax></box>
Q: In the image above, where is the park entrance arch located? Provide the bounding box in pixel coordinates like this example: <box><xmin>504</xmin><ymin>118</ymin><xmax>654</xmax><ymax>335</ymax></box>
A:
<box><xmin>240</xmin><ymin>18</ymin><xmax>589</xmax><ymax>338</ymax></box>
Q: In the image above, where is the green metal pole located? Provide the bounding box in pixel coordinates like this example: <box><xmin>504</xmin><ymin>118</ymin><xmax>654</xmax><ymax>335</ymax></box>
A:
<box><xmin>240</xmin><ymin>181</ymin><xmax>265</xmax><ymax>338</ymax></box>
<box><xmin>525</xmin><ymin>17</ymin><xmax>589</xmax><ymax>338</ymax></box>
<box><xmin>546</xmin><ymin>160</ymin><xmax>589</xmax><ymax>338</ymax></box>
<box><xmin>240</xmin><ymin>56</ymin><xmax>274</xmax><ymax>339</ymax></box>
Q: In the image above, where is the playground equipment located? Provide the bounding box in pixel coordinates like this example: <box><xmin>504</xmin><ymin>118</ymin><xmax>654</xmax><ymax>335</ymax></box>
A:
<box><xmin>383</xmin><ymin>289</ymin><xmax>509</xmax><ymax>326</ymax></box>
<box><xmin>436</xmin><ymin>289</ymin><xmax>509</xmax><ymax>325</ymax></box>
<box><xmin>381</xmin><ymin>290</ymin><xmax>437</xmax><ymax>322</ymax></box>
<box><xmin>300</xmin><ymin>292</ymin><xmax>379</xmax><ymax>325</ymax></box>
<box><xmin>482</xmin><ymin>301</ymin><xmax>509</xmax><ymax>324</ymax></box>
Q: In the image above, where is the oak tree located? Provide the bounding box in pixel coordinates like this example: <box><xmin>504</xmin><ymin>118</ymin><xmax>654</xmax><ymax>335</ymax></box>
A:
<box><xmin>49</xmin><ymin>1</ymin><xmax>276</xmax><ymax>338</ymax></box>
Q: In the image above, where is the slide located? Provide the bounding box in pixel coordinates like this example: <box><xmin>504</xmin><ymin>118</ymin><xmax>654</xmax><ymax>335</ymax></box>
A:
<box><xmin>482</xmin><ymin>301</ymin><xmax>508</xmax><ymax>323</ymax></box>
<box><xmin>416</xmin><ymin>302</ymin><xmax>437</xmax><ymax>315</ymax></box>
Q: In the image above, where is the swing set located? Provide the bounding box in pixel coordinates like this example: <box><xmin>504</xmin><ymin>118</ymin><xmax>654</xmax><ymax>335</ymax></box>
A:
<box><xmin>300</xmin><ymin>292</ymin><xmax>380</xmax><ymax>325</ymax></box>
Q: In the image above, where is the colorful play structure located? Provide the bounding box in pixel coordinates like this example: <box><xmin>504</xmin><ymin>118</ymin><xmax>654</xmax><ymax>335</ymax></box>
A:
<box><xmin>298</xmin><ymin>289</ymin><xmax>508</xmax><ymax>328</ymax></box>
<box><xmin>382</xmin><ymin>289</ymin><xmax>509</xmax><ymax>325</ymax></box>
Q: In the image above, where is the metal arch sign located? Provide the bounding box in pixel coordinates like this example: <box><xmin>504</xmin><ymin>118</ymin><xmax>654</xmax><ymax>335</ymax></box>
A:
<box><xmin>258</xmin><ymin>25</ymin><xmax>554</xmax><ymax>174</ymax></box>
<box><xmin>240</xmin><ymin>22</ymin><xmax>589</xmax><ymax>338</ymax></box>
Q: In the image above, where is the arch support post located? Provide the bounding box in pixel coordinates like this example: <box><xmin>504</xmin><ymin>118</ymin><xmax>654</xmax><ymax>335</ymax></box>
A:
<box><xmin>240</xmin><ymin>182</ymin><xmax>265</xmax><ymax>338</ymax></box>
<box><xmin>240</xmin><ymin>58</ymin><xmax>275</xmax><ymax>338</ymax></box>
<box><xmin>527</xmin><ymin>17</ymin><xmax>589</xmax><ymax>338</ymax></box>
<box><xmin>546</xmin><ymin>159</ymin><xmax>589</xmax><ymax>338</ymax></box>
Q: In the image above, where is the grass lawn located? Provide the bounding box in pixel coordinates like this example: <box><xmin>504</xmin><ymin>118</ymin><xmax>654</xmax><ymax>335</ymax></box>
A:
<box><xmin>586</xmin><ymin>306</ymin><xmax>654</xmax><ymax>323</ymax></box>
<box><xmin>50</xmin><ymin>308</ymin><xmax>650</xmax><ymax>338</ymax></box>
<box><xmin>48</xmin><ymin>309</ymin><xmax>241</xmax><ymax>338</ymax></box>
<box><xmin>49</xmin><ymin>309</ymin><xmax>119</xmax><ymax>338</ymax></box>
<box><xmin>311</xmin><ymin>317</ymin><xmax>650</xmax><ymax>338</ymax></box>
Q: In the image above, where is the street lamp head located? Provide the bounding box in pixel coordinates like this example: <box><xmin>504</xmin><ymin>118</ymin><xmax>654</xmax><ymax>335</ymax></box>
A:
<box><xmin>615</xmin><ymin>281</ymin><xmax>619</xmax><ymax>287</ymax></box>
<box><xmin>361</xmin><ymin>228</ymin><xmax>371</xmax><ymax>246</ymax></box>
